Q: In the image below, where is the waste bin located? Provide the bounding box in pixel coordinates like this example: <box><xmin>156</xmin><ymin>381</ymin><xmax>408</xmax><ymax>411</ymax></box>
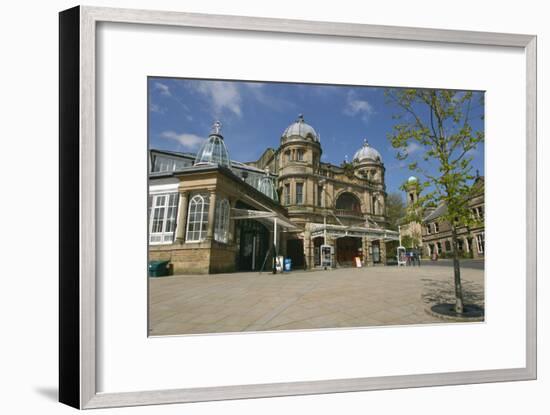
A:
<box><xmin>284</xmin><ymin>258</ymin><xmax>292</xmax><ymax>272</ymax></box>
<box><xmin>148</xmin><ymin>260</ymin><xmax>170</xmax><ymax>277</ymax></box>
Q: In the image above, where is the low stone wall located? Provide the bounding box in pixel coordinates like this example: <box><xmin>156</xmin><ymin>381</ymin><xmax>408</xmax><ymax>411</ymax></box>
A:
<box><xmin>149</xmin><ymin>243</ymin><xmax>210</xmax><ymax>274</ymax></box>
<box><xmin>149</xmin><ymin>241</ymin><xmax>238</xmax><ymax>275</ymax></box>
<box><xmin>209</xmin><ymin>243</ymin><xmax>238</xmax><ymax>274</ymax></box>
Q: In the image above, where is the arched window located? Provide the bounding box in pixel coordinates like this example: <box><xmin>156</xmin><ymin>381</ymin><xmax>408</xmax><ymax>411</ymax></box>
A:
<box><xmin>186</xmin><ymin>194</ymin><xmax>209</xmax><ymax>242</ymax></box>
<box><xmin>214</xmin><ymin>198</ymin><xmax>230</xmax><ymax>243</ymax></box>
<box><xmin>336</xmin><ymin>192</ymin><xmax>362</xmax><ymax>213</ymax></box>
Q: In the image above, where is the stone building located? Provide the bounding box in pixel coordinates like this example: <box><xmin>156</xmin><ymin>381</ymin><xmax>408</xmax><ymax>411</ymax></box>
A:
<box><xmin>397</xmin><ymin>176</ymin><xmax>424</xmax><ymax>250</ymax></box>
<box><xmin>148</xmin><ymin>116</ymin><xmax>398</xmax><ymax>274</ymax></box>
<box><xmin>421</xmin><ymin>175</ymin><xmax>485</xmax><ymax>259</ymax></box>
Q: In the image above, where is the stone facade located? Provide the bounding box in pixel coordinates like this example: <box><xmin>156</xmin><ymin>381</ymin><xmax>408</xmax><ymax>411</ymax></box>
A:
<box><xmin>398</xmin><ymin>178</ymin><xmax>424</xmax><ymax>250</ymax></box>
<box><xmin>148</xmin><ymin>116</ymin><xmax>396</xmax><ymax>275</ymax></box>
<box><xmin>149</xmin><ymin>164</ymin><xmax>288</xmax><ymax>274</ymax></box>
<box><xmin>246</xmin><ymin>115</ymin><xmax>390</xmax><ymax>269</ymax></box>
<box><xmin>421</xmin><ymin>177</ymin><xmax>485</xmax><ymax>259</ymax></box>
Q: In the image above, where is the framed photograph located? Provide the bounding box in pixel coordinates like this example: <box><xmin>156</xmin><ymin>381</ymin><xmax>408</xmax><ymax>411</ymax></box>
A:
<box><xmin>59</xmin><ymin>6</ymin><xmax>537</xmax><ymax>409</ymax></box>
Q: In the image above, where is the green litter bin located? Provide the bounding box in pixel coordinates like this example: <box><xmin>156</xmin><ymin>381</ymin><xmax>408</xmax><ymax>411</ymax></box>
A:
<box><xmin>148</xmin><ymin>260</ymin><xmax>170</xmax><ymax>277</ymax></box>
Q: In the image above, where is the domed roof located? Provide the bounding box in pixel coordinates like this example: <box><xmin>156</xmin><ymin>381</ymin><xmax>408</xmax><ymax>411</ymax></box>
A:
<box><xmin>194</xmin><ymin>121</ymin><xmax>231</xmax><ymax>168</ymax></box>
<box><xmin>282</xmin><ymin>114</ymin><xmax>319</xmax><ymax>142</ymax></box>
<box><xmin>408</xmin><ymin>176</ymin><xmax>418</xmax><ymax>183</ymax></box>
<box><xmin>353</xmin><ymin>139</ymin><xmax>382</xmax><ymax>163</ymax></box>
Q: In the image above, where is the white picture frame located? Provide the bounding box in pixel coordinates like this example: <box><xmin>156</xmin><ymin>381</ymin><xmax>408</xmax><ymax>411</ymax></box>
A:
<box><xmin>59</xmin><ymin>5</ymin><xmax>537</xmax><ymax>409</ymax></box>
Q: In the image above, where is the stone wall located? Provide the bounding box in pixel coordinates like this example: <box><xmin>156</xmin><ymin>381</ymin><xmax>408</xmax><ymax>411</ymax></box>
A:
<box><xmin>150</xmin><ymin>243</ymin><xmax>210</xmax><ymax>275</ymax></box>
<box><xmin>149</xmin><ymin>241</ymin><xmax>239</xmax><ymax>275</ymax></box>
<box><xmin>209</xmin><ymin>243</ymin><xmax>238</xmax><ymax>274</ymax></box>
<box><xmin>171</xmin><ymin>245</ymin><xmax>212</xmax><ymax>274</ymax></box>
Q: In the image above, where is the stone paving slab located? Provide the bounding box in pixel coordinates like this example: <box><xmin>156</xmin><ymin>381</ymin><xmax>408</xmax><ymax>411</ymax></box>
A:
<box><xmin>149</xmin><ymin>264</ymin><xmax>484</xmax><ymax>336</ymax></box>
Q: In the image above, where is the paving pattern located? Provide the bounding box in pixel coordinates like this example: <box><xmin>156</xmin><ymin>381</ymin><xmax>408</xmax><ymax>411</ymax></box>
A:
<box><xmin>149</xmin><ymin>263</ymin><xmax>484</xmax><ymax>336</ymax></box>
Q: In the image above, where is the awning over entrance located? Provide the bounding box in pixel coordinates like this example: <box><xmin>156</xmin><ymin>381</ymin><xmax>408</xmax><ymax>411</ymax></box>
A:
<box><xmin>310</xmin><ymin>223</ymin><xmax>399</xmax><ymax>241</ymax></box>
<box><xmin>231</xmin><ymin>208</ymin><xmax>299</xmax><ymax>231</ymax></box>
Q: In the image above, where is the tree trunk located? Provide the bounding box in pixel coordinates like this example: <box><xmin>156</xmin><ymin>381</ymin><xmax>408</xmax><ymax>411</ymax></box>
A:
<box><xmin>451</xmin><ymin>226</ymin><xmax>464</xmax><ymax>313</ymax></box>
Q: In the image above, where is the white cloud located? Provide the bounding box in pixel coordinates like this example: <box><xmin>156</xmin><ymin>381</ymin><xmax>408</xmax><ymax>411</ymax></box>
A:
<box><xmin>193</xmin><ymin>81</ymin><xmax>242</xmax><ymax>117</ymax></box>
<box><xmin>184</xmin><ymin>80</ymin><xmax>296</xmax><ymax>117</ymax></box>
<box><xmin>154</xmin><ymin>82</ymin><xmax>171</xmax><ymax>97</ymax></box>
<box><xmin>343</xmin><ymin>91</ymin><xmax>375</xmax><ymax>122</ymax></box>
<box><xmin>160</xmin><ymin>131</ymin><xmax>205</xmax><ymax>150</ymax></box>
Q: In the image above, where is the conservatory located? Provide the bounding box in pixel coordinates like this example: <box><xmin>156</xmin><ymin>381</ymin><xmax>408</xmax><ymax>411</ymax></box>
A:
<box><xmin>148</xmin><ymin>122</ymin><xmax>291</xmax><ymax>274</ymax></box>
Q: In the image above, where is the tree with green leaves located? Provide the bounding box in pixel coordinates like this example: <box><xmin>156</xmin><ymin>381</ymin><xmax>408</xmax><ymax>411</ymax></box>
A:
<box><xmin>401</xmin><ymin>233</ymin><xmax>421</xmax><ymax>249</ymax></box>
<box><xmin>385</xmin><ymin>88</ymin><xmax>484</xmax><ymax>314</ymax></box>
<box><xmin>386</xmin><ymin>192</ymin><xmax>406</xmax><ymax>231</ymax></box>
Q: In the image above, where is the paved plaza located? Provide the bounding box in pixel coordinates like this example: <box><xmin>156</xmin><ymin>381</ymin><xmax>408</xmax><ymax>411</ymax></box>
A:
<box><xmin>149</xmin><ymin>260</ymin><xmax>485</xmax><ymax>336</ymax></box>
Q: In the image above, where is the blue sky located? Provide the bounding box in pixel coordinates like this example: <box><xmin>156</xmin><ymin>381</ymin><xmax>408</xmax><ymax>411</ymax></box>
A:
<box><xmin>148</xmin><ymin>77</ymin><xmax>484</xmax><ymax>196</ymax></box>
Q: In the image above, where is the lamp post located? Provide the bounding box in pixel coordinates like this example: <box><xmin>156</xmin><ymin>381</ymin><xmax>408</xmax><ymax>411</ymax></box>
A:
<box><xmin>319</xmin><ymin>178</ymin><xmax>328</xmax><ymax>244</ymax></box>
<box><xmin>398</xmin><ymin>225</ymin><xmax>402</xmax><ymax>246</ymax></box>
<box><xmin>272</xmin><ymin>217</ymin><xmax>278</xmax><ymax>274</ymax></box>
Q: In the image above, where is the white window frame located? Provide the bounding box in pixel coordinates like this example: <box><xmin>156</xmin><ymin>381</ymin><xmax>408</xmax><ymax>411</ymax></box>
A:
<box><xmin>214</xmin><ymin>198</ymin><xmax>230</xmax><ymax>243</ymax></box>
<box><xmin>149</xmin><ymin>192</ymin><xmax>179</xmax><ymax>245</ymax></box>
<box><xmin>284</xmin><ymin>183</ymin><xmax>291</xmax><ymax>205</ymax></box>
<box><xmin>295</xmin><ymin>182</ymin><xmax>304</xmax><ymax>205</ymax></box>
<box><xmin>185</xmin><ymin>194</ymin><xmax>209</xmax><ymax>243</ymax></box>
<box><xmin>476</xmin><ymin>232</ymin><xmax>485</xmax><ymax>254</ymax></box>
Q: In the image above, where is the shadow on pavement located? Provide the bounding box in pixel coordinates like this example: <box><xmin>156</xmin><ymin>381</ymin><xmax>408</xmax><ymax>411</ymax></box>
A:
<box><xmin>421</xmin><ymin>278</ymin><xmax>485</xmax><ymax>308</ymax></box>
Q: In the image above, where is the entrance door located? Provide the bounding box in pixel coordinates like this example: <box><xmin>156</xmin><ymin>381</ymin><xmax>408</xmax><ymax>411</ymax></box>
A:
<box><xmin>287</xmin><ymin>239</ymin><xmax>304</xmax><ymax>269</ymax></box>
<box><xmin>372</xmin><ymin>241</ymin><xmax>381</xmax><ymax>263</ymax></box>
<box><xmin>336</xmin><ymin>237</ymin><xmax>361</xmax><ymax>266</ymax></box>
<box><xmin>237</xmin><ymin>219</ymin><xmax>269</xmax><ymax>271</ymax></box>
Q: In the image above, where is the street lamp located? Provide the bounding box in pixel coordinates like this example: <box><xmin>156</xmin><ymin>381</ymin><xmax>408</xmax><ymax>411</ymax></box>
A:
<box><xmin>398</xmin><ymin>224</ymin><xmax>402</xmax><ymax>246</ymax></box>
<box><xmin>318</xmin><ymin>178</ymin><xmax>328</xmax><ymax>243</ymax></box>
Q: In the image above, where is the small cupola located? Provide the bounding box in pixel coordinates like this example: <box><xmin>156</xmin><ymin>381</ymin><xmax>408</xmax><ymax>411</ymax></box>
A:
<box><xmin>353</xmin><ymin>139</ymin><xmax>382</xmax><ymax>163</ymax></box>
<box><xmin>194</xmin><ymin>121</ymin><xmax>231</xmax><ymax>168</ymax></box>
<box><xmin>281</xmin><ymin>114</ymin><xmax>319</xmax><ymax>143</ymax></box>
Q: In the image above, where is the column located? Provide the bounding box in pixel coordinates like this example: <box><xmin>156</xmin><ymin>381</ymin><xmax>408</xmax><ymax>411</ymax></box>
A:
<box><xmin>175</xmin><ymin>191</ymin><xmax>189</xmax><ymax>243</ymax></box>
<box><xmin>365</xmin><ymin>239</ymin><xmax>374</xmax><ymax>266</ymax></box>
<box><xmin>206</xmin><ymin>190</ymin><xmax>217</xmax><ymax>241</ymax></box>
<box><xmin>472</xmin><ymin>235</ymin><xmax>479</xmax><ymax>259</ymax></box>
<box><xmin>326</xmin><ymin>236</ymin><xmax>335</xmax><ymax>268</ymax></box>
<box><xmin>361</xmin><ymin>236</ymin><xmax>368</xmax><ymax>266</ymax></box>
<box><xmin>303</xmin><ymin>231</ymin><xmax>312</xmax><ymax>269</ymax></box>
